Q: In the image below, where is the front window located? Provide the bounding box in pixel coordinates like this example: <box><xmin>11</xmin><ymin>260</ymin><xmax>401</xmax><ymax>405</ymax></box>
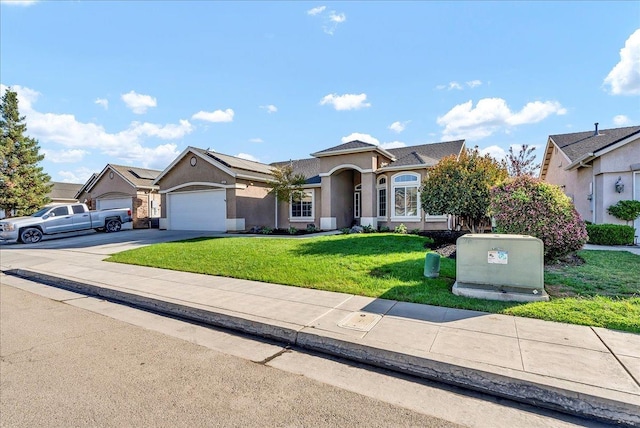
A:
<box><xmin>290</xmin><ymin>190</ymin><xmax>314</xmax><ymax>220</ymax></box>
<box><xmin>377</xmin><ymin>177</ymin><xmax>387</xmax><ymax>218</ymax></box>
<box><xmin>392</xmin><ymin>173</ymin><xmax>420</xmax><ymax>219</ymax></box>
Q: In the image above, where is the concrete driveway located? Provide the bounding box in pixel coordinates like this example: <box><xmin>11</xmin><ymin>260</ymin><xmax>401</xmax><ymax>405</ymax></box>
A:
<box><xmin>0</xmin><ymin>229</ymin><xmax>226</xmax><ymax>255</ymax></box>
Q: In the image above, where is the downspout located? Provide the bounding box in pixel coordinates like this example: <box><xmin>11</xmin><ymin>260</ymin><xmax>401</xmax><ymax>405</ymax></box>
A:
<box><xmin>274</xmin><ymin>190</ymin><xmax>278</xmax><ymax>229</ymax></box>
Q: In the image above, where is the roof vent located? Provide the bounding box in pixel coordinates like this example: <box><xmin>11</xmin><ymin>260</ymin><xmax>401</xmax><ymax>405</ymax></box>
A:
<box><xmin>594</xmin><ymin>122</ymin><xmax>600</xmax><ymax>136</ymax></box>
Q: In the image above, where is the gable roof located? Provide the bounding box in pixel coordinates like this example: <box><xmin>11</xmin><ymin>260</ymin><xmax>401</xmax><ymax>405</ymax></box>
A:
<box><xmin>541</xmin><ymin>125</ymin><xmax>640</xmax><ymax>178</ymax></box>
<box><xmin>88</xmin><ymin>164</ymin><xmax>161</xmax><ymax>192</ymax></box>
<box><xmin>270</xmin><ymin>158</ymin><xmax>322</xmax><ymax>185</ymax></box>
<box><xmin>549</xmin><ymin>125</ymin><xmax>640</xmax><ymax>162</ymax></box>
<box><xmin>196</xmin><ymin>149</ymin><xmax>274</xmax><ymax>176</ymax></box>
<box><xmin>48</xmin><ymin>182</ymin><xmax>83</xmax><ymax>201</ymax></box>
<box><xmin>381</xmin><ymin>140</ymin><xmax>464</xmax><ymax>170</ymax></box>
<box><xmin>75</xmin><ymin>173</ymin><xmax>98</xmax><ymax>198</ymax></box>
<box><xmin>311</xmin><ymin>140</ymin><xmax>395</xmax><ymax>159</ymax></box>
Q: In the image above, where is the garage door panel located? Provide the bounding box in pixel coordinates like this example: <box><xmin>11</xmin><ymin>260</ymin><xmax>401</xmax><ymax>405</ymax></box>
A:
<box><xmin>169</xmin><ymin>191</ymin><xmax>226</xmax><ymax>231</ymax></box>
<box><xmin>96</xmin><ymin>197</ymin><xmax>133</xmax><ymax>230</ymax></box>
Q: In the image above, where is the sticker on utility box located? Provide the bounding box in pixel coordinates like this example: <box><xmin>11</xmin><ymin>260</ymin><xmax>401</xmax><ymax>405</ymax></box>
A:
<box><xmin>488</xmin><ymin>250</ymin><xmax>508</xmax><ymax>264</ymax></box>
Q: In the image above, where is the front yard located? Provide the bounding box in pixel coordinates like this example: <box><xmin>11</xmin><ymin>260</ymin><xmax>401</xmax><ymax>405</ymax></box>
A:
<box><xmin>107</xmin><ymin>234</ymin><xmax>640</xmax><ymax>333</ymax></box>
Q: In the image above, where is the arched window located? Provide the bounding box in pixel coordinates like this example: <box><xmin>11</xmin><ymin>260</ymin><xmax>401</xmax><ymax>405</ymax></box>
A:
<box><xmin>391</xmin><ymin>173</ymin><xmax>420</xmax><ymax>220</ymax></box>
<box><xmin>377</xmin><ymin>176</ymin><xmax>387</xmax><ymax>218</ymax></box>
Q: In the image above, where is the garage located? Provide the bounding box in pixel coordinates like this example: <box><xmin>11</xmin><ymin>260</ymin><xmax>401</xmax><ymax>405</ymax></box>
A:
<box><xmin>168</xmin><ymin>190</ymin><xmax>226</xmax><ymax>231</ymax></box>
<box><xmin>96</xmin><ymin>197</ymin><xmax>133</xmax><ymax>230</ymax></box>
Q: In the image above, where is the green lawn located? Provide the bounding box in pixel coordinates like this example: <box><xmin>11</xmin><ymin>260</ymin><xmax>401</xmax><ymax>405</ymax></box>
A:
<box><xmin>107</xmin><ymin>234</ymin><xmax>640</xmax><ymax>333</ymax></box>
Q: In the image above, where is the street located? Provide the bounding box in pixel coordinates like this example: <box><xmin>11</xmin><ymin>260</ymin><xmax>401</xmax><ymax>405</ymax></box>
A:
<box><xmin>1</xmin><ymin>273</ymin><xmax>606</xmax><ymax>428</ymax></box>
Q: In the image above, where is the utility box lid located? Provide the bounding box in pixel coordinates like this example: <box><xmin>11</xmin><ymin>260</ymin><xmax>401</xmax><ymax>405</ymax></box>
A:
<box><xmin>456</xmin><ymin>234</ymin><xmax>544</xmax><ymax>291</ymax></box>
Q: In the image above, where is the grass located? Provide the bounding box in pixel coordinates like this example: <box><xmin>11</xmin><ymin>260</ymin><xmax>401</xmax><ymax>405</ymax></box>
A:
<box><xmin>106</xmin><ymin>234</ymin><xmax>640</xmax><ymax>333</ymax></box>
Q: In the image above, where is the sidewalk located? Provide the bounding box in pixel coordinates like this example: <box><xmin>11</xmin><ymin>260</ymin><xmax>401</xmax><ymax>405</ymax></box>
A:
<box><xmin>1</xmin><ymin>247</ymin><xmax>639</xmax><ymax>426</ymax></box>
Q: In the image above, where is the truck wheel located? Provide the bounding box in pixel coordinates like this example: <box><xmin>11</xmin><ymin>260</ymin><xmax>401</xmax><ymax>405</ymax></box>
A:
<box><xmin>105</xmin><ymin>219</ymin><xmax>122</xmax><ymax>233</ymax></box>
<box><xmin>20</xmin><ymin>227</ymin><xmax>43</xmax><ymax>244</ymax></box>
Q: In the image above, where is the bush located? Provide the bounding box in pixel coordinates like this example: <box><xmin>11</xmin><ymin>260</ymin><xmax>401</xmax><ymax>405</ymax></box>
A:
<box><xmin>394</xmin><ymin>223</ymin><xmax>408</xmax><ymax>234</ymax></box>
<box><xmin>378</xmin><ymin>226</ymin><xmax>391</xmax><ymax>232</ymax></box>
<box><xmin>586</xmin><ymin>224</ymin><xmax>635</xmax><ymax>245</ymax></box>
<box><xmin>306</xmin><ymin>224</ymin><xmax>318</xmax><ymax>233</ymax></box>
<box><xmin>490</xmin><ymin>175</ymin><xmax>588</xmax><ymax>262</ymax></box>
<box><xmin>362</xmin><ymin>225</ymin><xmax>376</xmax><ymax>233</ymax></box>
<box><xmin>259</xmin><ymin>226</ymin><xmax>273</xmax><ymax>235</ymax></box>
<box><xmin>288</xmin><ymin>226</ymin><xmax>298</xmax><ymax>235</ymax></box>
<box><xmin>340</xmin><ymin>227</ymin><xmax>351</xmax><ymax>235</ymax></box>
<box><xmin>607</xmin><ymin>200</ymin><xmax>640</xmax><ymax>225</ymax></box>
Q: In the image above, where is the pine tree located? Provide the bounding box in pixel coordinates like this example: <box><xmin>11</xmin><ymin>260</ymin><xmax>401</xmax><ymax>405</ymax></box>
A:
<box><xmin>0</xmin><ymin>88</ymin><xmax>51</xmax><ymax>217</ymax></box>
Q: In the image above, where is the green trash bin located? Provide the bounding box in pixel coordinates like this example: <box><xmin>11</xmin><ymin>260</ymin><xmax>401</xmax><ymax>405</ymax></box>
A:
<box><xmin>424</xmin><ymin>252</ymin><xmax>441</xmax><ymax>278</ymax></box>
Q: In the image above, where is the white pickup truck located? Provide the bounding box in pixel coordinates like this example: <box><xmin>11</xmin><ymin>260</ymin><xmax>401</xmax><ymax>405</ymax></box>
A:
<box><xmin>0</xmin><ymin>203</ymin><xmax>132</xmax><ymax>244</ymax></box>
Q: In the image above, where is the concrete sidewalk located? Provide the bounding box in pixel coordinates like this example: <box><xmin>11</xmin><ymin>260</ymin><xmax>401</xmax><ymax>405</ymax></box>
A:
<box><xmin>1</xmin><ymin>247</ymin><xmax>639</xmax><ymax>426</ymax></box>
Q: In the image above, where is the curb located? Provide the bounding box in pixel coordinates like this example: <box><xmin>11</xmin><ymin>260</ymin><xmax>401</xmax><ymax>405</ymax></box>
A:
<box><xmin>4</xmin><ymin>268</ymin><xmax>639</xmax><ymax>427</ymax></box>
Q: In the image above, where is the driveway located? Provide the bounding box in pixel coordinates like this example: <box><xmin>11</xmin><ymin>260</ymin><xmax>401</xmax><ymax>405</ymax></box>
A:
<box><xmin>0</xmin><ymin>229</ymin><xmax>226</xmax><ymax>255</ymax></box>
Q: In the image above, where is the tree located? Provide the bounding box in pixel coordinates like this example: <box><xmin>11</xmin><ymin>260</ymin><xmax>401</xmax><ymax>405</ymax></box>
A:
<box><xmin>0</xmin><ymin>88</ymin><xmax>51</xmax><ymax>217</ymax></box>
<box><xmin>267</xmin><ymin>163</ymin><xmax>307</xmax><ymax>203</ymax></box>
<box><xmin>505</xmin><ymin>144</ymin><xmax>540</xmax><ymax>177</ymax></box>
<box><xmin>420</xmin><ymin>148</ymin><xmax>508</xmax><ymax>233</ymax></box>
<box><xmin>607</xmin><ymin>200</ymin><xmax>640</xmax><ymax>226</ymax></box>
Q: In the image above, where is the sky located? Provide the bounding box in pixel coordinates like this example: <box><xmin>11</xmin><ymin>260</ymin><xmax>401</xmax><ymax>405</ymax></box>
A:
<box><xmin>1</xmin><ymin>1</ymin><xmax>639</xmax><ymax>184</ymax></box>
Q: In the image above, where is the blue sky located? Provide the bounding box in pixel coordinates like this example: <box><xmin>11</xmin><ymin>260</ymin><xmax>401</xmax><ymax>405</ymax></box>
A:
<box><xmin>1</xmin><ymin>1</ymin><xmax>639</xmax><ymax>183</ymax></box>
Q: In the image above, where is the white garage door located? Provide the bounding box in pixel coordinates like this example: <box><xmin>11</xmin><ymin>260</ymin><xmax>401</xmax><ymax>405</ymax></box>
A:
<box><xmin>96</xmin><ymin>197</ymin><xmax>133</xmax><ymax>230</ymax></box>
<box><xmin>168</xmin><ymin>190</ymin><xmax>226</xmax><ymax>231</ymax></box>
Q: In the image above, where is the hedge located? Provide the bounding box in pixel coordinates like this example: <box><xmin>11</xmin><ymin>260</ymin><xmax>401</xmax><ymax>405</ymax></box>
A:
<box><xmin>586</xmin><ymin>224</ymin><xmax>636</xmax><ymax>245</ymax></box>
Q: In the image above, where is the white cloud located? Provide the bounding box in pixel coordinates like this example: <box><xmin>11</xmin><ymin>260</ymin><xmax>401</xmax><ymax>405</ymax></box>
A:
<box><xmin>4</xmin><ymin>84</ymin><xmax>189</xmax><ymax>169</ymax></box>
<box><xmin>388</xmin><ymin>120</ymin><xmax>410</xmax><ymax>133</ymax></box>
<box><xmin>192</xmin><ymin>108</ymin><xmax>234</xmax><ymax>122</ymax></box>
<box><xmin>437</xmin><ymin>98</ymin><xmax>567</xmax><ymax>141</ymax></box>
<box><xmin>380</xmin><ymin>141</ymin><xmax>406</xmax><ymax>150</ymax></box>
<box><xmin>260</xmin><ymin>104</ymin><xmax>277</xmax><ymax>113</ymax></box>
<box><xmin>329</xmin><ymin>11</ymin><xmax>346</xmax><ymax>23</ymax></box>
<box><xmin>467</xmin><ymin>80</ymin><xmax>482</xmax><ymax>88</ymax></box>
<box><xmin>236</xmin><ymin>153</ymin><xmax>260</xmax><ymax>162</ymax></box>
<box><xmin>480</xmin><ymin>145</ymin><xmax>507</xmax><ymax>160</ymax></box>
<box><xmin>58</xmin><ymin>167</ymin><xmax>95</xmax><ymax>184</ymax></box>
<box><xmin>320</xmin><ymin>93</ymin><xmax>370</xmax><ymax>110</ymax></box>
<box><xmin>604</xmin><ymin>29</ymin><xmax>640</xmax><ymax>96</ymax></box>
<box><xmin>249</xmin><ymin>138</ymin><xmax>264</xmax><ymax>143</ymax></box>
<box><xmin>341</xmin><ymin>133</ymin><xmax>379</xmax><ymax>145</ymax></box>
<box><xmin>448</xmin><ymin>82</ymin><xmax>463</xmax><ymax>90</ymax></box>
<box><xmin>307</xmin><ymin>5</ymin><xmax>326</xmax><ymax>15</ymax></box>
<box><xmin>613</xmin><ymin>114</ymin><xmax>631</xmax><ymax>125</ymax></box>
<box><xmin>121</xmin><ymin>90</ymin><xmax>157</xmax><ymax>114</ymax></box>
<box><xmin>42</xmin><ymin>148</ymin><xmax>88</xmax><ymax>163</ymax></box>
<box><xmin>1</xmin><ymin>0</ymin><xmax>38</xmax><ymax>6</ymax></box>
<box><xmin>95</xmin><ymin>98</ymin><xmax>108</xmax><ymax>109</ymax></box>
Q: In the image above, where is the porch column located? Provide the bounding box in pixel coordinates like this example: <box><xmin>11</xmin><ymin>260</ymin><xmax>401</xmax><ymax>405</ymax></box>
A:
<box><xmin>320</xmin><ymin>175</ymin><xmax>336</xmax><ymax>230</ymax></box>
<box><xmin>360</xmin><ymin>172</ymin><xmax>377</xmax><ymax>229</ymax></box>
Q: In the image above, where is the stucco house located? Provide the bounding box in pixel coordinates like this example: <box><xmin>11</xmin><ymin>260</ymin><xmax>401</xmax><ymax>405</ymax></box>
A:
<box><xmin>75</xmin><ymin>164</ymin><xmax>162</xmax><ymax>229</ymax></box>
<box><xmin>153</xmin><ymin>139</ymin><xmax>465</xmax><ymax>232</ymax></box>
<box><xmin>540</xmin><ymin>124</ymin><xmax>640</xmax><ymax>232</ymax></box>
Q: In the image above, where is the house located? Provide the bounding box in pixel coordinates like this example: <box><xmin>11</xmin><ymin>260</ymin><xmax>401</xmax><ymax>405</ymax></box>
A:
<box><xmin>540</xmin><ymin>124</ymin><xmax>640</xmax><ymax>231</ymax></box>
<box><xmin>46</xmin><ymin>182</ymin><xmax>83</xmax><ymax>205</ymax></box>
<box><xmin>75</xmin><ymin>164</ymin><xmax>162</xmax><ymax>229</ymax></box>
<box><xmin>153</xmin><ymin>139</ymin><xmax>465</xmax><ymax>232</ymax></box>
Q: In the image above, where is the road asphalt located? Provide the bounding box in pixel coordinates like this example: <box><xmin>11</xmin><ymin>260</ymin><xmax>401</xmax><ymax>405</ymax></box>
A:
<box><xmin>1</xmin><ymin>230</ymin><xmax>638</xmax><ymax>426</ymax></box>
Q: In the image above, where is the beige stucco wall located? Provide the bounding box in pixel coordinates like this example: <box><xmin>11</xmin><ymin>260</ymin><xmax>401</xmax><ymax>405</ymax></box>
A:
<box><xmin>319</xmin><ymin>152</ymin><xmax>376</xmax><ymax>175</ymax></box>
<box><xmin>235</xmin><ymin>180</ymin><xmax>274</xmax><ymax>230</ymax></box>
<box><xmin>91</xmin><ymin>171</ymin><xmax>135</xmax><ymax>200</ymax></box>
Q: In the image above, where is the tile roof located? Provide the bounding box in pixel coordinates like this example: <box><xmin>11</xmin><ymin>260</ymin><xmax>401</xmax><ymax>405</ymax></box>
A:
<box><xmin>550</xmin><ymin>125</ymin><xmax>640</xmax><ymax>162</ymax></box>
<box><xmin>312</xmin><ymin>140</ymin><xmax>378</xmax><ymax>155</ymax></box>
<box><xmin>48</xmin><ymin>182</ymin><xmax>83</xmax><ymax>201</ymax></box>
<box><xmin>110</xmin><ymin>165</ymin><xmax>162</xmax><ymax>188</ymax></box>
<box><xmin>271</xmin><ymin>158</ymin><xmax>321</xmax><ymax>184</ymax></box>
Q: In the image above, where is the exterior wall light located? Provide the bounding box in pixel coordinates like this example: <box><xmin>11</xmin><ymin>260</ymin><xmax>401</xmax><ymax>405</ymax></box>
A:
<box><xmin>615</xmin><ymin>176</ymin><xmax>624</xmax><ymax>193</ymax></box>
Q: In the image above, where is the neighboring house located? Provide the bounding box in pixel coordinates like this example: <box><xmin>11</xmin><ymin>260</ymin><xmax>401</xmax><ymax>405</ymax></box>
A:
<box><xmin>540</xmin><ymin>124</ymin><xmax>640</xmax><ymax>232</ymax></box>
<box><xmin>153</xmin><ymin>139</ymin><xmax>465</xmax><ymax>232</ymax></box>
<box><xmin>0</xmin><ymin>182</ymin><xmax>82</xmax><ymax>218</ymax></box>
<box><xmin>46</xmin><ymin>181</ymin><xmax>83</xmax><ymax>205</ymax></box>
<box><xmin>76</xmin><ymin>164</ymin><xmax>162</xmax><ymax>229</ymax></box>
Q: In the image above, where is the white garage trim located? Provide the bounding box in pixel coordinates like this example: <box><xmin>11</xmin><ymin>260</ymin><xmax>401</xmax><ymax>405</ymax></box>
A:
<box><xmin>168</xmin><ymin>190</ymin><xmax>227</xmax><ymax>231</ymax></box>
<box><xmin>96</xmin><ymin>197</ymin><xmax>134</xmax><ymax>230</ymax></box>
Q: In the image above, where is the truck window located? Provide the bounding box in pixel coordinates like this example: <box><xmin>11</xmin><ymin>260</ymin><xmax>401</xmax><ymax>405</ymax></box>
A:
<box><xmin>51</xmin><ymin>206</ymin><xmax>68</xmax><ymax>217</ymax></box>
<box><xmin>72</xmin><ymin>205</ymin><xmax>85</xmax><ymax>214</ymax></box>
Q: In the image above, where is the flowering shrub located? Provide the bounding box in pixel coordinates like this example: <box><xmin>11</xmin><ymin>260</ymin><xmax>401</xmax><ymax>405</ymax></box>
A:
<box><xmin>490</xmin><ymin>176</ymin><xmax>587</xmax><ymax>261</ymax></box>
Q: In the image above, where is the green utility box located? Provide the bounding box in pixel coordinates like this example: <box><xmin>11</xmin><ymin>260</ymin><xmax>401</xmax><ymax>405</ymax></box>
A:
<box><xmin>453</xmin><ymin>234</ymin><xmax>548</xmax><ymax>302</ymax></box>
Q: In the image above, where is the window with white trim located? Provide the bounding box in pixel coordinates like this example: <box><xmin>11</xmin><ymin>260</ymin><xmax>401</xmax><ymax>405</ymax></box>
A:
<box><xmin>290</xmin><ymin>190</ymin><xmax>314</xmax><ymax>221</ymax></box>
<box><xmin>392</xmin><ymin>173</ymin><xmax>420</xmax><ymax>219</ymax></box>
<box><xmin>377</xmin><ymin>177</ymin><xmax>387</xmax><ymax>218</ymax></box>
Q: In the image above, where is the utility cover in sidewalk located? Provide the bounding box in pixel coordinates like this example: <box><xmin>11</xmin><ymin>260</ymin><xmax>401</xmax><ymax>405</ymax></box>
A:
<box><xmin>338</xmin><ymin>312</ymin><xmax>382</xmax><ymax>332</ymax></box>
